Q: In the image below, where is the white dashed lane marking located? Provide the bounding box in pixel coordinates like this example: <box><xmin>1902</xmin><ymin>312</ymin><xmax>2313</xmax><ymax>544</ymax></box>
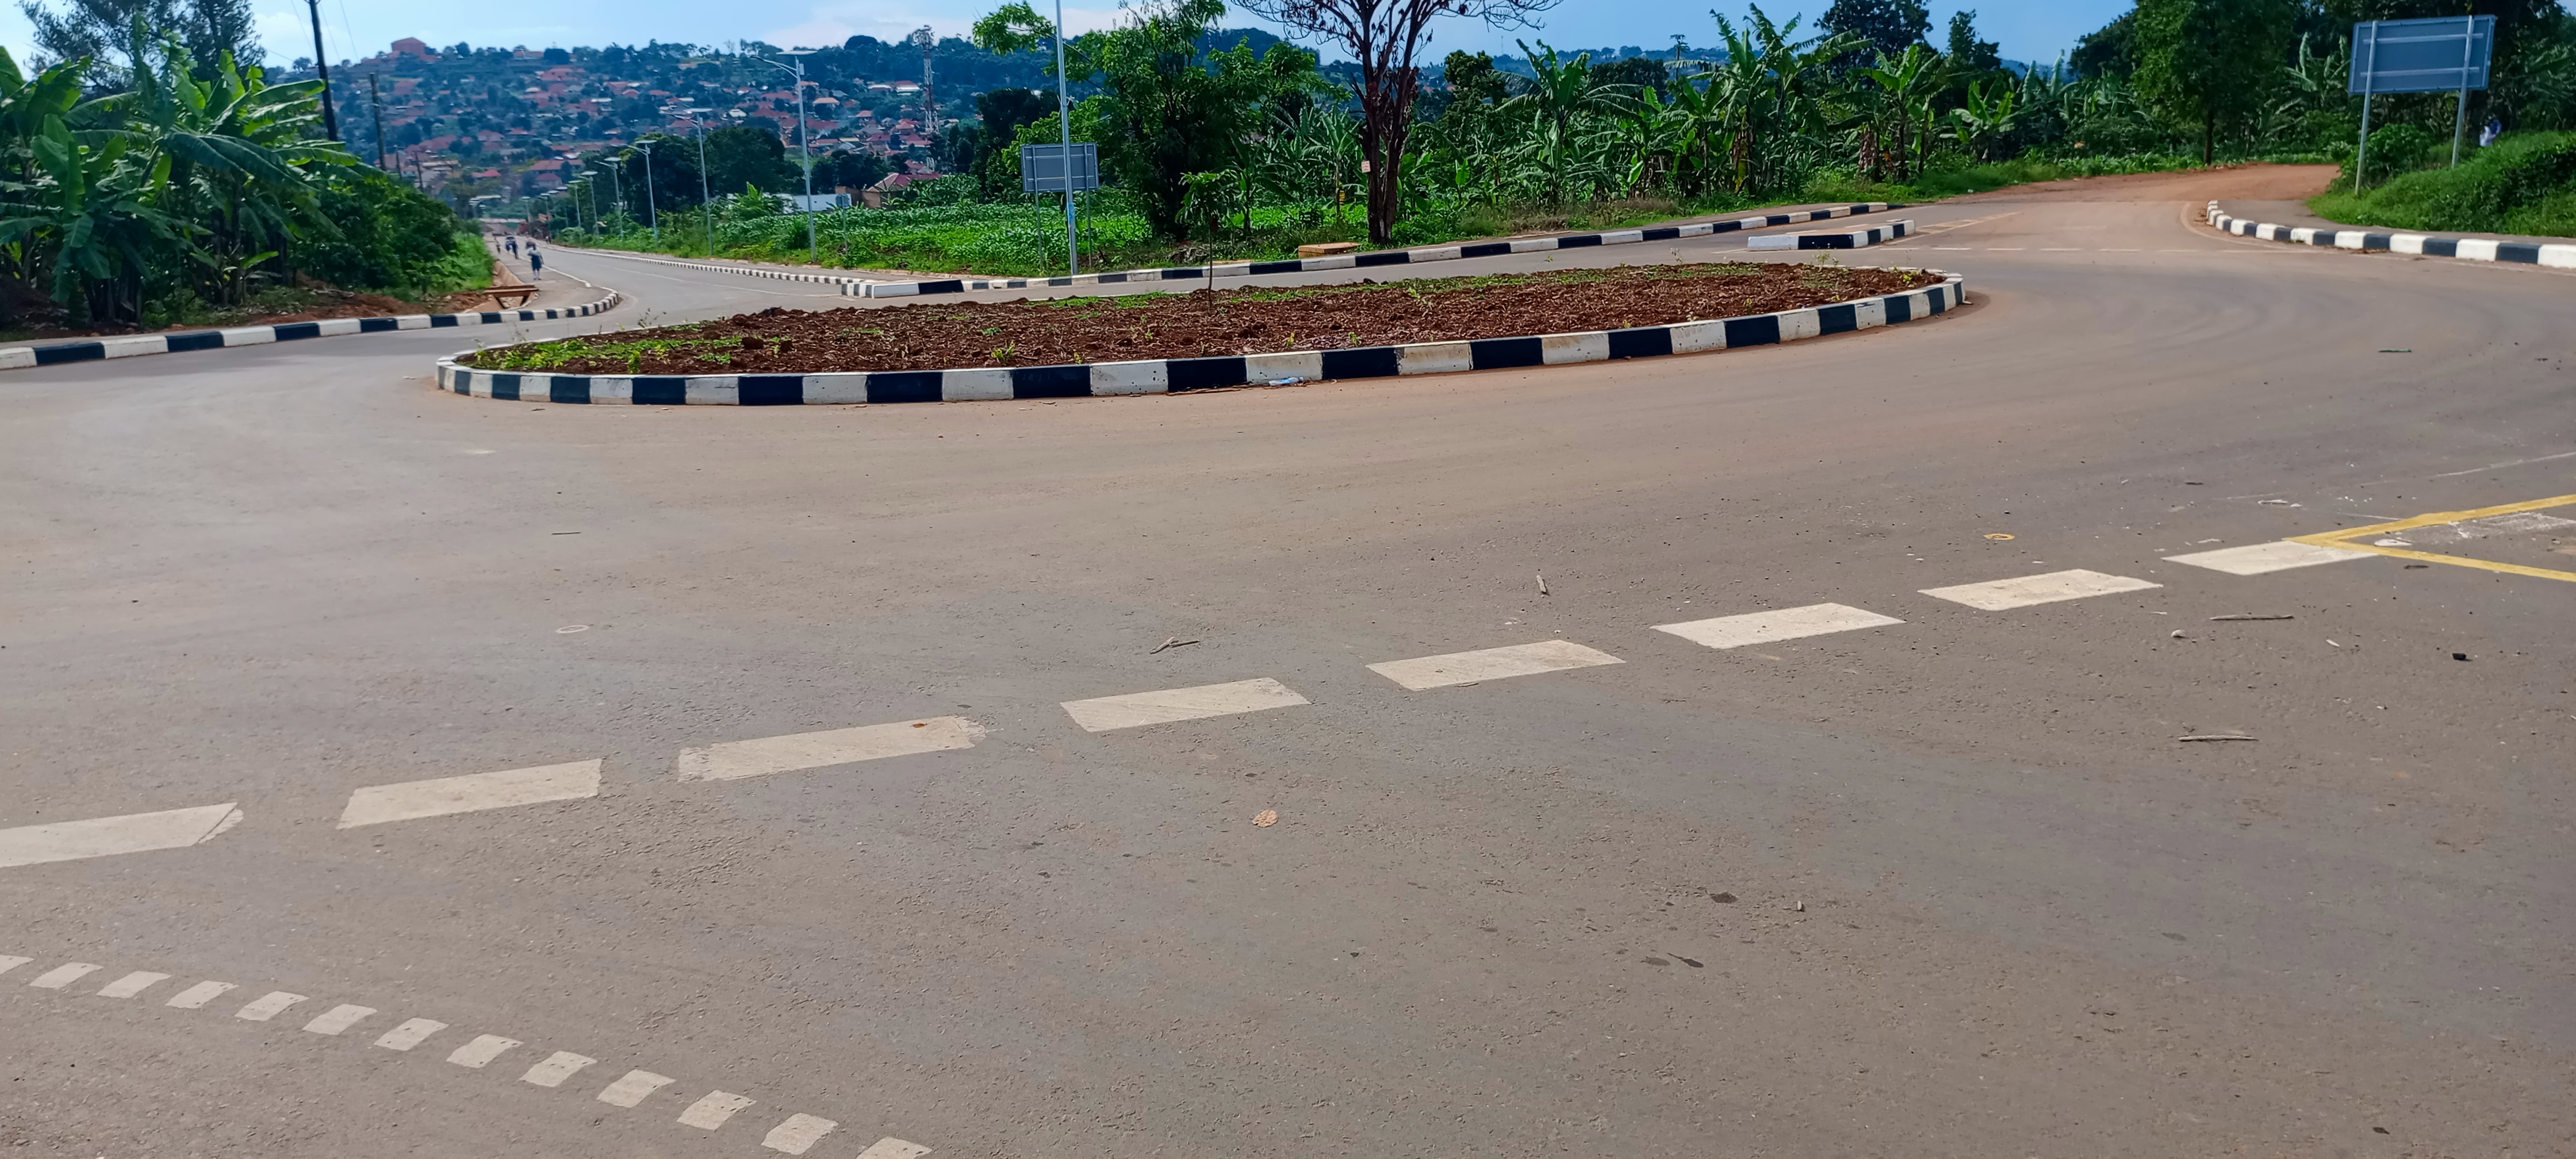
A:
<box><xmin>28</xmin><ymin>962</ymin><xmax>100</xmax><ymax>989</ymax></box>
<box><xmin>679</xmin><ymin>1090</ymin><xmax>758</xmax><ymax>1129</ymax></box>
<box><xmin>522</xmin><ymin>1050</ymin><xmax>597</xmax><ymax>1087</ymax></box>
<box><xmin>374</xmin><ymin>1017</ymin><xmax>447</xmax><ymax>1050</ymax></box>
<box><xmin>0</xmin><ymin>802</ymin><xmax>241</xmax><ymax>869</ymax></box>
<box><xmin>1655</xmin><ymin>603</ymin><xmax>1904</xmax><ymax>650</ymax></box>
<box><xmin>446</xmin><ymin>1033</ymin><xmax>521</xmax><ymax>1068</ymax></box>
<box><xmin>1061</xmin><ymin>677</ymin><xmax>1310</xmax><ymax>732</ymax></box>
<box><xmin>763</xmin><ymin>1112</ymin><xmax>839</xmax><ymax>1154</ymax></box>
<box><xmin>164</xmin><ymin>980</ymin><xmax>234</xmax><ymax>1009</ymax></box>
<box><xmin>10</xmin><ymin>950</ymin><xmax>935</xmax><ymax>1156</ymax></box>
<box><xmin>597</xmin><ymin>1069</ymin><xmax>677</xmax><ymax>1107</ymax></box>
<box><xmin>1920</xmin><ymin>569</ymin><xmax>2160</xmax><ymax>610</ymax></box>
<box><xmin>234</xmin><ymin>991</ymin><xmax>306</xmax><ymax>1021</ymax></box>
<box><xmin>302</xmin><ymin>1004</ymin><xmax>376</xmax><ymax>1035</ymax></box>
<box><xmin>2166</xmin><ymin>540</ymin><xmax>2374</xmax><ymax>575</ymax></box>
<box><xmin>1367</xmin><ymin>639</ymin><xmax>1623</xmax><ymax>690</ymax></box>
<box><xmin>94</xmin><ymin>970</ymin><xmax>168</xmax><ymax>999</ymax></box>
<box><xmin>675</xmin><ymin>716</ymin><xmax>982</xmax><ymax>782</ymax></box>
<box><xmin>337</xmin><ymin>759</ymin><xmax>600</xmax><ymax>828</ymax></box>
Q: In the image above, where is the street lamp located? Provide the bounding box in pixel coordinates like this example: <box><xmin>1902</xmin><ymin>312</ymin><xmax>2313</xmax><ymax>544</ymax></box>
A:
<box><xmin>666</xmin><ymin>106</ymin><xmax>719</xmax><ymax>256</ymax></box>
<box><xmin>637</xmin><ymin>140</ymin><xmax>659</xmax><ymax>241</ymax></box>
<box><xmin>753</xmin><ymin>48</ymin><xmax>821</xmax><ymax>264</ymax></box>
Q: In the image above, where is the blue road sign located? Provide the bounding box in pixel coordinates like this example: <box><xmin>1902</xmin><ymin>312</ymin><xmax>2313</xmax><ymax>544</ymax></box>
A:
<box><xmin>2349</xmin><ymin>16</ymin><xmax>2494</xmax><ymax>95</ymax></box>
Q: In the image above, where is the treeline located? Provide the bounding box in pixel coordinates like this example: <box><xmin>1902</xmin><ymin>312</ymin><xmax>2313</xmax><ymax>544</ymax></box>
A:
<box><xmin>543</xmin><ymin>0</ymin><xmax>2576</xmax><ymax>269</ymax></box>
<box><xmin>3</xmin><ymin>5</ymin><xmax>481</xmax><ymax>332</ymax></box>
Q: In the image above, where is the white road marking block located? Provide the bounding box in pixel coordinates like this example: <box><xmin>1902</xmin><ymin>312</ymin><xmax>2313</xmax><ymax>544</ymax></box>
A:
<box><xmin>338</xmin><ymin>759</ymin><xmax>600</xmax><ymax>828</ymax></box>
<box><xmin>28</xmin><ymin>963</ymin><xmax>100</xmax><ymax>989</ymax></box>
<box><xmin>234</xmin><ymin>991</ymin><xmax>306</xmax><ymax>1021</ymax></box>
<box><xmin>446</xmin><ymin>1033</ymin><xmax>521</xmax><ymax>1068</ymax></box>
<box><xmin>678</xmin><ymin>1090</ymin><xmax>757</xmax><ymax>1130</ymax></box>
<box><xmin>1061</xmin><ymin>677</ymin><xmax>1310</xmax><ymax>732</ymax></box>
<box><xmin>762</xmin><ymin>1113</ymin><xmax>838</xmax><ymax>1154</ymax></box>
<box><xmin>857</xmin><ymin>1139</ymin><xmax>934</xmax><ymax>1159</ymax></box>
<box><xmin>2164</xmin><ymin>540</ymin><xmax>2373</xmax><ymax>575</ymax></box>
<box><xmin>95</xmin><ymin>970</ymin><xmax>169</xmax><ymax>999</ymax></box>
<box><xmin>374</xmin><ymin>1018</ymin><xmax>447</xmax><ymax>1050</ymax></box>
<box><xmin>1919</xmin><ymin>569</ymin><xmax>2160</xmax><ymax>611</ymax></box>
<box><xmin>302</xmin><ymin>1004</ymin><xmax>376</xmax><ymax>1035</ymax></box>
<box><xmin>676</xmin><ymin>716</ymin><xmax>982</xmax><ymax>782</ymax></box>
<box><xmin>1654</xmin><ymin>603</ymin><xmax>1905</xmax><ymax>650</ymax></box>
<box><xmin>0</xmin><ymin>955</ymin><xmax>31</xmax><ymax>977</ymax></box>
<box><xmin>164</xmin><ymin>980</ymin><xmax>235</xmax><ymax>1009</ymax></box>
<box><xmin>596</xmin><ymin>1069</ymin><xmax>676</xmax><ymax>1108</ymax></box>
<box><xmin>1366</xmin><ymin>640</ymin><xmax>1624</xmax><ymax>690</ymax></box>
<box><xmin>522</xmin><ymin>1050</ymin><xmax>597</xmax><ymax>1087</ymax></box>
<box><xmin>0</xmin><ymin>803</ymin><xmax>241</xmax><ymax>869</ymax></box>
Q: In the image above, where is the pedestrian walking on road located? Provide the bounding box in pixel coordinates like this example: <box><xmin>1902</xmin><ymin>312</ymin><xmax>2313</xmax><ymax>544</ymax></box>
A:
<box><xmin>505</xmin><ymin>236</ymin><xmax>518</xmax><ymax>256</ymax></box>
<box><xmin>527</xmin><ymin>247</ymin><xmax>542</xmax><ymax>279</ymax></box>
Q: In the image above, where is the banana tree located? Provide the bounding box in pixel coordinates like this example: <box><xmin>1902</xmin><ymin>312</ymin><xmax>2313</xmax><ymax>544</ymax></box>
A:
<box><xmin>1947</xmin><ymin>79</ymin><xmax>2021</xmax><ymax>162</ymax></box>
<box><xmin>1501</xmin><ymin>41</ymin><xmax>1636</xmax><ymax>206</ymax></box>
<box><xmin>1862</xmin><ymin>44</ymin><xmax>1937</xmax><ymax>181</ymax></box>
<box><xmin>0</xmin><ymin>113</ymin><xmax>188</xmax><ymax>324</ymax></box>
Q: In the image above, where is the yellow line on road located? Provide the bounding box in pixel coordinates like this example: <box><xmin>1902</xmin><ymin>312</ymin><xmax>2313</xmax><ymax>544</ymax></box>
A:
<box><xmin>2290</xmin><ymin>493</ymin><xmax>2576</xmax><ymax>583</ymax></box>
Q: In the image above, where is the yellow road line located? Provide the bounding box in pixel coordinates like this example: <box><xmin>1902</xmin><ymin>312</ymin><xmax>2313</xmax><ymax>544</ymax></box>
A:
<box><xmin>2288</xmin><ymin>492</ymin><xmax>2576</xmax><ymax>583</ymax></box>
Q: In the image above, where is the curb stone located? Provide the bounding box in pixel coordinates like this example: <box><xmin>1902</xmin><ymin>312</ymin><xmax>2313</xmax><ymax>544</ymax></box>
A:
<box><xmin>540</xmin><ymin>245</ymin><xmax>873</xmax><ymax>287</ymax></box>
<box><xmin>0</xmin><ymin>275</ymin><xmax>623</xmax><ymax>372</ymax></box>
<box><xmin>2206</xmin><ymin>201</ymin><xmax>2576</xmax><ymax>268</ymax></box>
<box><xmin>1748</xmin><ymin>220</ymin><xmax>1912</xmax><ymax>250</ymax></box>
<box><xmin>434</xmin><ymin>270</ymin><xmax>1965</xmax><ymax>406</ymax></box>
<box><xmin>849</xmin><ymin>202</ymin><xmax>1908</xmax><ymax>298</ymax></box>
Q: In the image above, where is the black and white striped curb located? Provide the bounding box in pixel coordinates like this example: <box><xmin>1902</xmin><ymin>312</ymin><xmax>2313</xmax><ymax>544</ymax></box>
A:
<box><xmin>2206</xmin><ymin>202</ymin><xmax>2575</xmax><ymax>268</ymax></box>
<box><xmin>434</xmin><ymin>271</ymin><xmax>1962</xmax><ymax>405</ymax></box>
<box><xmin>849</xmin><ymin>202</ymin><xmax>1908</xmax><ymax>298</ymax></box>
<box><xmin>0</xmin><ymin>278</ymin><xmax>623</xmax><ymax>371</ymax></box>
<box><xmin>546</xmin><ymin>245</ymin><xmax>872</xmax><ymax>287</ymax></box>
<box><xmin>1748</xmin><ymin>220</ymin><xmax>1912</xmax><ymax>251</ymax></box>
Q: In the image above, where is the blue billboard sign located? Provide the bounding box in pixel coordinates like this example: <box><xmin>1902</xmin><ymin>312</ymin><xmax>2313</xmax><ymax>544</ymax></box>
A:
<box><xmin>2349</xmin><ymin>16</ymin><xmax>2495</xmax><ymax>95</ymax></box>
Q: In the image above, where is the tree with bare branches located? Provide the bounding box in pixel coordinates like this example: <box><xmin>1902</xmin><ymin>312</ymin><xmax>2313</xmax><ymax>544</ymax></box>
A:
<box><xmin>1237</xmin><ymin>0</ymin><xmax>1560</xmax><ymax>244</ymax></box>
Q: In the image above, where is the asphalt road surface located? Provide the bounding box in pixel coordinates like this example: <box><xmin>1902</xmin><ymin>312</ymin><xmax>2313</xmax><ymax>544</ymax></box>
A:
<box><xmin>5</xmin><ymin>165</ymin><xmax>2571</xmax><ymax>1158</ymax></box>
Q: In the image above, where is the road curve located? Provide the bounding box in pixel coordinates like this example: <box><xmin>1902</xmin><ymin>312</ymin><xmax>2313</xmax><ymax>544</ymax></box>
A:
<box><xmin>3</xmin><ymin>166</ymin><xmax>2572</xmax><ymax>1158</ymax></box>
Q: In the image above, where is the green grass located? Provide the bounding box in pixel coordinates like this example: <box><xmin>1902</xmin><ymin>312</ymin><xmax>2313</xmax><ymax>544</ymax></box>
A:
<box><xmin>2307</xmin><ymin>131</ymin><xmax>2576</xmax><ymax>237</ymax></box>
<box><xmin>561</xmin><ymin>152</ymin><xmax>2202</xmax><ymax>278</ymax></box>
<box><xmin>471</xmin><ymin>325</ymin><xmax>769</xmax><ymax>373</ymax></box>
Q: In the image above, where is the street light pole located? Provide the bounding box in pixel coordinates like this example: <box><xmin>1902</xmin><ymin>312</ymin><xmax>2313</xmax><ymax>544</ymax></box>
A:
<box><xmin>1053</xmin><ymin>0</ymin><xmax>1076</xmax><ymax>275</ymax></box>
<box><xmin>756</xmin><ymin>51</ymin><xmax>821</xmax><ymax>264</ymax></box>
<box><xmin>669</xmin><ymin>108</ymin><xmax>717</xmax><ymax>256</ymax></box>
<box><xmin>639</xmin><ymin>141</ymin><xmax>658</xmax><ymax>241</ymax></box>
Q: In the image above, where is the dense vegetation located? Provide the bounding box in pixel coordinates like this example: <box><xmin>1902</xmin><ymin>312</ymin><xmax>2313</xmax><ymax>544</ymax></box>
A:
<box><xmin>542</xmin><ymin>0</ymin><xmax>2576</xmax><ymax>270</ymax></box>
<box><xmin>1</xmin><ymin>4</ymin><xmax>483</xmax><ymax>335</ymax></box>
<box><xmin>2312</xmin><ymin>129</ymin><xmax>2576</xmax><ymax>235</ymax></box>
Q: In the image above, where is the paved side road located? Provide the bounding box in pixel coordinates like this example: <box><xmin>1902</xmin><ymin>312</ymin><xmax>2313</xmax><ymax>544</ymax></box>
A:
<box><xmin>3</xmin><ymin>167</ymin><xmax>2572</xmax><ymax>1158</ymax></box>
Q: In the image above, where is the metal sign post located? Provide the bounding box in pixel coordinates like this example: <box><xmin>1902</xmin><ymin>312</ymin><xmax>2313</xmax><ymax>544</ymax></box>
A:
<box><xmin>1021</xmin><ymin>143</ymin><xmax>1100</xmax><ymax>276</ymax></box>
<box><xmin>2348</xmin><ymin>16</ymin><xmax>2496</xmax><ymax>189</ymax></box>
<box><xmin>1051</xmin><ymin>0</ymin><xmax>1078</xmax><ymax>277</ymax></box>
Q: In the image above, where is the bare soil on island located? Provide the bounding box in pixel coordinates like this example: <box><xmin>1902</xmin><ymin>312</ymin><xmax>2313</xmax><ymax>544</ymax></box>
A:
<box><xmin>463</xmin><ymin>260</ymin><xmax>1935</xmax><ymax>376</ymax></box>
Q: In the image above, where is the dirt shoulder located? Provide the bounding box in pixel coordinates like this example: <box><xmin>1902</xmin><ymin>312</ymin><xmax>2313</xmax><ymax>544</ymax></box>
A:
<box><xmin>1947</xmin><ymin>163</ymin><xmax>2338</xmax><ymax>204</ymax></box>
<box><xmin>463</xmin><ymin>262</ymin><xmax>1934</xmax><ymax>377</ymax></box>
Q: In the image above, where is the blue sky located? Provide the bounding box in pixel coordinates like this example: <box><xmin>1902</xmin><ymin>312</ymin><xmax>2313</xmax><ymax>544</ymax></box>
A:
<box><xmin>1</xmin><ymin>1</ymin><xmax>2133</xmax><ymax>72</ymax></box>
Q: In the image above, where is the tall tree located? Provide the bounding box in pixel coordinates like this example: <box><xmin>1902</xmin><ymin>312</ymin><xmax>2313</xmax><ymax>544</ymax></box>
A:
<box><xmin>2071</xmin><ymin>9</ymin><xmax>2138</xmax><ymax>79</ymax></box>
<box><xmin>1239</xmin><ymin>0</ymin><xmax>1562</xmax><ymax>245</ymax></box>
<box><xmin>1820</xmin><ymin>0</ymin><xmax>1930</xmax><ymax>63</ymax></box>
<box><xmin>1945</xmin><ymin>9</ymin><xmax>2002</xmax><ymax>73</ymax></box>
<box><xmin>2133</xmin><ymin>0</ymin><xmax>2295</xmax><ymax>164</ymax></box>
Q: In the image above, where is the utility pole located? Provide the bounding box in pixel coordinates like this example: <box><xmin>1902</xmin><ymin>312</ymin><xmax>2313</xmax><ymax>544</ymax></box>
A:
<box><xmin>304</xmin><ymin>0</ymin><xmax>338</xmax><ymax>141</ymax></box>
<box><xmin>367</xmin><ymin>74</ymin><xmax>388</xmax><ymax>168</ymax></box>
<box><xmin>1052</xmin><ymin>0</ymin><xmax>1077</xmax><ymax>275</ymax></box>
